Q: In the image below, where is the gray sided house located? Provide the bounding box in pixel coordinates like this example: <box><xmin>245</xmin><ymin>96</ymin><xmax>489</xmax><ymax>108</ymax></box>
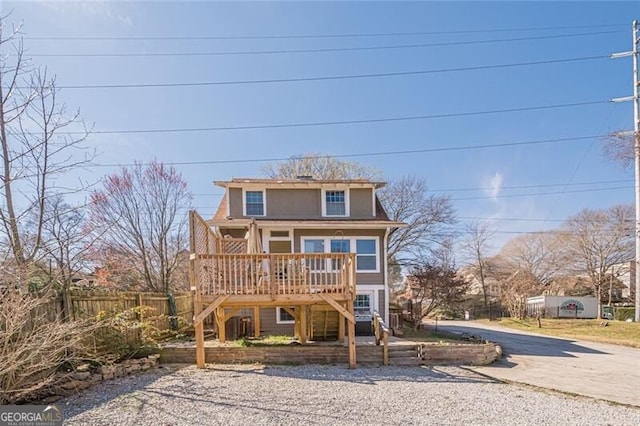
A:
<box><xmin>207</xmin><ymin>177</ymin><xmax>405</xmax><ymax>338</ymax></box>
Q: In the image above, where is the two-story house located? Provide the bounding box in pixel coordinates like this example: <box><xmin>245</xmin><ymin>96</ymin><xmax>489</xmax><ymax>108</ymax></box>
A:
<box><xmin>189</xmin><ymin>176</ymin><xmax>405</xmax><ymax>368</ymax></box>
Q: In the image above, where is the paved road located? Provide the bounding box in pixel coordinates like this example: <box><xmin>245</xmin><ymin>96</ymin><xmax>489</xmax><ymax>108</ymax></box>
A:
<box><xmin>431</xmin><ymin>320</ymin><xmax>640</xmax><ymax>406</ymax></box>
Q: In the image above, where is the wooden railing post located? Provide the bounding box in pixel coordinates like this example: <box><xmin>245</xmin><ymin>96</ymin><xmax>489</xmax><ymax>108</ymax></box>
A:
<box><xmin>373</xmin><ymin>311</ymin><xmax>390</xmax><ymax>366</ymax></box>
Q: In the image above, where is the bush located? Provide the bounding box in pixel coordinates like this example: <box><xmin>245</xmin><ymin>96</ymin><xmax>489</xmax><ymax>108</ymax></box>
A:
<box><xmin>614</xmin><ymin>307</ymin><xmax>636</xmax><ymax>321</ymax></box>
<box><xmin>0</xmin><ymin>291</ymin><xmax>114</xmax><ymax>404</ymax></box>
<box><xmin>94</xmin><ymin>306</ymin><xmax>175</xmax><ymax>360</ymax></box>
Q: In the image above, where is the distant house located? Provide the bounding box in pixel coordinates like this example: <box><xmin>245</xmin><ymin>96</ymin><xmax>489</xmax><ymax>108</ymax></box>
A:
<box><xmin>613</xmin><ymin>261</ymin><xmax>636</xmax><ymax>302</ymax></box>
<box><xmin>458</xmin><ymin>265</ymin><xmax>501</xmax><ymax>302</ymax></box>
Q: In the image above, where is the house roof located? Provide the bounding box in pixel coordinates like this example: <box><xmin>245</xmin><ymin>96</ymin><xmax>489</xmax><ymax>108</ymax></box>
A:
<box><xmin>214</xmin><ymin>177</ymin><xmax>386</xmax><ymax>189</ymax></box>
<box><xmin>207</xmin><ymin>218</ymin><xmax>406</xmax><ymax>229</ymax></box>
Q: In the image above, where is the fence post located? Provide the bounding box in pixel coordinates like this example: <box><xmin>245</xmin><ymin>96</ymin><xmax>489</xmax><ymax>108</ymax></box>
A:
<box><xmin>61</xmin><ymin>289</ymin><xmax>74</xmax><ymax>321</ymax></box>
<box><xmin>136</xmin><ymin>292</ymin><xmax>143</xmax><ymax>314</ymax></box>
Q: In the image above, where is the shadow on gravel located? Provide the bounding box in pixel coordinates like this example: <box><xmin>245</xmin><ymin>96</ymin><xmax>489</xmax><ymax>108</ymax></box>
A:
<box><xmin>234</xmin><ymin>364</ymin><xmax>503</xmax><ymax>385</ymax></box>
<box><xmin>60</xmin><ymin>365</ymin><xmax>187</xmax><ymax>420</ymax></box>
<box><xmin>432</xmin><ymin>323</ymin><xmax>610</xmax><ymax>359</ymax></box>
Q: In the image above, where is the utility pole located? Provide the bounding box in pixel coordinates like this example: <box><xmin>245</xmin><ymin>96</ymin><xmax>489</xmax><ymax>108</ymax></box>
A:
<box><xmin>611</xmin><ymin>20</ymin><xmax>639</xmax><ymax>322</ymax></box>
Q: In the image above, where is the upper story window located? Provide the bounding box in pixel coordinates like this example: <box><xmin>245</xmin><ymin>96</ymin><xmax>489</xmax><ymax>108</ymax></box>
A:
<box><xmin>323</xmin><ymin>189</ymin><xmax>349</xmax><ymax>217</ymax></box>
<box><xmin>244</xmin><ymin>190</ymin><xmax>265</xmax><ymax>216</ymax></box>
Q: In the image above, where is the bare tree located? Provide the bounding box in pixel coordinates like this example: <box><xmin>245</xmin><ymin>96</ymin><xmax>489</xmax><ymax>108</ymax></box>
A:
<box><xmin>497</xmin><ymin>232</ymin><xmax>569</xmax><ymax>286</ymax></box>
<box><xmin>0</xmin><ymin>16</ymin><xmax>92</xmax><ymax>289</ymax></box>
<box><xmin>39</xmin><ymin>196</ymin><xmax>92</xmax><ymax>290</ymax></box>
<box><xmin>262</xmin><ymin>152</ymin><xmax>382</xmax><ymax>180</ymax></box>
<box><xmin>602</xmin><ymin>131</ymin><xmax>635</xmax><ymax>169</ymax></box>
<box><xmin>563</xmin><ymin>205</ymin><xmax>634</xmax><ymax>319</ymax></box>
<box><xmin>501</xmin><ymin>270</ymin><xmax>538</xmax><ymax>319</ymax></box>
<box><xmin>462</xmin><ymin>220</ymin><xmax>494</xmax><ymax>307</ymax></box>
<box><xmin>88</xmin><ymin>162</ymin><xmax>192</xmax><ymax>293</ymax></box>
<box><xmin>379</xmin><ymin>176</ymin><xmax>456</xmax><ymax>263</ymax></box>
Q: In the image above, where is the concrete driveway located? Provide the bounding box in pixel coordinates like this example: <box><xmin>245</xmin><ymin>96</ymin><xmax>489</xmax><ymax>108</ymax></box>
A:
<box><xmin>431</xmin><ymin>320</ymin><xmax>640</xmax><ymax>407</ymax></box>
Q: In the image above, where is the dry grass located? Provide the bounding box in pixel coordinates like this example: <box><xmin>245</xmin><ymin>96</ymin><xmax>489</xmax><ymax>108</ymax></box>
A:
<box><xmin>494</xmin><ymin>318</ymin><xmax>640</xmax><ymax>348</ymax></box>
<box><xmin>399</xmin><ymin>326</ymin><xmax>468</xmax><ymax>344</ymax></box>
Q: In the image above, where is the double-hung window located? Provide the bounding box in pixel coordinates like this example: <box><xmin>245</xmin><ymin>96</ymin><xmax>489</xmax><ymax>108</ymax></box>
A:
<box><xmin>356</xmin><ymin>239</ymin><xmax>377</xmax><ymax>272</ymax></box>
<box><xmin>324</xmin><ymin>190</ymin><xmax>347</xmax><ymax>216</ymax></box>
<box><xmin>304</xmin><ymin>239</ymin><xmax>325</xmax><ymax>271</ymax></box>
<box><xmin>245</xmin><ymin>190</ymin><xmax>264</xmax><ymax>216</ymax></box>
<box><xmin>330</xmin><ymin>240</ymin><xmax>350</xmax><ymax>270</ymax></box>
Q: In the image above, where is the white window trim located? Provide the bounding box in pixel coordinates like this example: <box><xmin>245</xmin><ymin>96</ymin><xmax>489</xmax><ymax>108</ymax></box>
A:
<box><xmin>243</xmin><ymin>188</ymin><xmax>266</xmax><ymax>217</ymax></box>
<box><xmin>276</xmin><ymin>307</ymin><xmax>295</xmax><ymax>324</ymax></box>
<box><xmin>321</xmin><ymin>188</ymin><xmax>350</xmax><ymax>217</ymax></box>
<box><xmin>300</xmin><ymin>236</ymin><xmax>380</xmax><ymax>273</ymax></box>
<box><xmin>371</xmin><ymin>191</ymin><xmax>376</xmax><ymax>217</ymax></box>
<box><xmin>354</xmin><ymin>237</ymin><xmax>380</xmax><ymax>273</ymax></box>
<box><xmin>263</xmin><ymin>228</ymin><xmax>294</xmax><ymax>253</ymax></box>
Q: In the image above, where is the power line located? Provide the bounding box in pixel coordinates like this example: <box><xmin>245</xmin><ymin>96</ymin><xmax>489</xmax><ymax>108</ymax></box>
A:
<box><xmin>86</xmin><ymin>133</ymin><xmax>604</xmax><ymax>167</ymax></box>
<box><xmin>50</xmin><ymin>102</ymin><xmax>607</xmax><ymax>136</ymax></box>
<box><xmin>184</xmin><ymin>185</ymin><xmax>632</xmax><ymax>209</ymax></box>
<box><xmin>458</xmin><ymin>216</ymin><xmax>568</xmax><ymax>223</ymax></box>
<box><xmin>22</xmin><ymin>23</ymin><xmax>626</xmax><ymax>41</ymax></box>
<box><xmin>451</xmin><ymin>185</ymin><xmax>632</xmax><ymax>201</ymax></box>
<box><xmin>48</xmin><ymin>55</ymin><xmax>608</xmax><ymax>89</ymax></box>
<box><xmin>187</xmin><ymin>178</ymin><xmax>633</xmax><ymax>197</ymax></box>
<box><xmin>30</xmin><ymin>31</ymin><xmax>624</xmax><ymax>58</ymax></box>
<box><xmin>429</xmin><ymin>178</ymin><xmax>632</xmax><ymax>193</ymax></box>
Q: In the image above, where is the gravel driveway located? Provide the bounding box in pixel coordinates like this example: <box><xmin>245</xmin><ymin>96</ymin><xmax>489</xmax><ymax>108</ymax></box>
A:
<box><xmin>59</xmin><ymin>364</ymin><xmax>640</xmax><ymax>426</ymax></box>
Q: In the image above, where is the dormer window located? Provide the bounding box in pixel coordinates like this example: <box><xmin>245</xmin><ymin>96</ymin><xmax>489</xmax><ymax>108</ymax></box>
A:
<box><xmin>323</xmin><ymin>189</ymin><xmax>349</xmax><ymax>217</ymax></box>
<box><xmin>244</xmin><ymin>190</ymin><xmax>265</xmax><ymax>216</ymax></box>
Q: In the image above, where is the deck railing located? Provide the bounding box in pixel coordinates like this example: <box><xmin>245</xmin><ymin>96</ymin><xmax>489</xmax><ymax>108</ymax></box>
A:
<box><xmin>373</xmin><ymin>311</ymin><xmax>390</xmax><ymax>365</ymax></box>
<box><xmin>194</xmin><ymin>253</ymin><xmax>355</xmax><ymax>297</ymax></box>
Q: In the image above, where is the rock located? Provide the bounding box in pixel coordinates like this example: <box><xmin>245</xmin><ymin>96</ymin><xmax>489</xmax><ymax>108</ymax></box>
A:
<box><xmin>76</xmin><ymin>363</ymin><xmax>91</xmax><ymax>373</ymax></box>
<box><xmin>102</xmin><ymin>372</ymin><xmax>115</xmax><ymax>380</ymax></box>
<box><xmin>61</xmin><ymin>380</ymin><xmax>83</xmax><ymax>390</ymax></box>
<box><xmin>70</xmin><ymin>371</ymin><xmax>91</xmax><ymax>381</ymax></box>
<box><xmin>98</xmin><ymin>365</ymin><xmax>115</xmax><ymax>375</ymax></box>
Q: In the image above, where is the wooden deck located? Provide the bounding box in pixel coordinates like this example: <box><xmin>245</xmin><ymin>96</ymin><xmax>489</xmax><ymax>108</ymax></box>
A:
<box><xmin>194</xmin><ymin>253</ymin><xmax>355</xmax><ymax>297</ymax></box>
<box><xmin>189</xmin><ymin>210</ymin><xmax>358</xmax><ymax>368</ymax></box>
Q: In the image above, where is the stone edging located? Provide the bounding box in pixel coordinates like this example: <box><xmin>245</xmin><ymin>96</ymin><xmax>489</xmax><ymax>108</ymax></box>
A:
<box><xmin>39</xmin><ymin>354</ymin><xmax>161</xmax><ymax>403</ymax></box>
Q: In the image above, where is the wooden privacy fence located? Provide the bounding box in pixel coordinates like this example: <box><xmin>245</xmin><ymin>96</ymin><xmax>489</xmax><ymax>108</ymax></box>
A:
<box><xmin>26</xmin><ymin>290</ymin><xmax>194</xmax><ymax>332</ymax></box>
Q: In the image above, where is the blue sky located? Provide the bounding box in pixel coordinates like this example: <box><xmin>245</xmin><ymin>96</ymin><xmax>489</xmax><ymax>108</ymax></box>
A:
<box><xmin>3</xmin><ymin>1</ymin><xmax>639</xmax><ymax>253</ymax></box>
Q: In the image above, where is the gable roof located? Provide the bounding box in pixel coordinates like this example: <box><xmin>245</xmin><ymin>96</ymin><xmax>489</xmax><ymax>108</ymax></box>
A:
<box><xmin>214</xmin><ymin>177</ymin><xmax>386</xmax><ymax>189</ymax></box>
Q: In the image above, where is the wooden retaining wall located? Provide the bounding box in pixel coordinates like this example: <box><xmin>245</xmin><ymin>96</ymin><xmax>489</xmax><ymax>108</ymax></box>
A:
<box><xmin>159</xmin><ymin>342</ymin><xmax>500</xmax><ymax>366</ymax></box>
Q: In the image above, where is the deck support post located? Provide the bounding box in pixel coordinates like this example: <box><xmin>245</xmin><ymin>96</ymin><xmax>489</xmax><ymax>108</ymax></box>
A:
<box><xmin>195</xmin><ymin>298</ymin><xmax>205</xmax><ymax>368</ymax></box>
<box><xmin>216</xmin><ymin>307</ymin><xmax>226</xmax><ymax>343</ymax></box>
<box><xmin>300</xmin><ymin>305</ymin><xmax>307</xmax><ymax>344</ymax></box>
<box><xmin>338</xmin><ymin>303</ymin><xmax>345</xmax><ymax>344</ymax></box>
<box><xmin>347</xmin><ymin>302</ymin><xmax>356</xmax><ymax>369</ymax></box>
<box><xmin>253</xmin><ymin>306</ymin><xmax>260</xmax><ymax>338</ymax></box>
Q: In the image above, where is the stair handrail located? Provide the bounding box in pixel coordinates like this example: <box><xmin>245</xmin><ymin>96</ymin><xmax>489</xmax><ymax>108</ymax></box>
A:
<box><xmin>372</xmin><ymin>311</ymin><xmax>390</xmax><ymax>365</ymax></box>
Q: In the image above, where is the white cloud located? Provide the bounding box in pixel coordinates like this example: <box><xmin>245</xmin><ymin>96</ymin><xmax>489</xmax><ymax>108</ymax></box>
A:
<box><xmin>486</xmin><ymin>171</ymin><xmax>503</xmax><ymax>201</ymax></box>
